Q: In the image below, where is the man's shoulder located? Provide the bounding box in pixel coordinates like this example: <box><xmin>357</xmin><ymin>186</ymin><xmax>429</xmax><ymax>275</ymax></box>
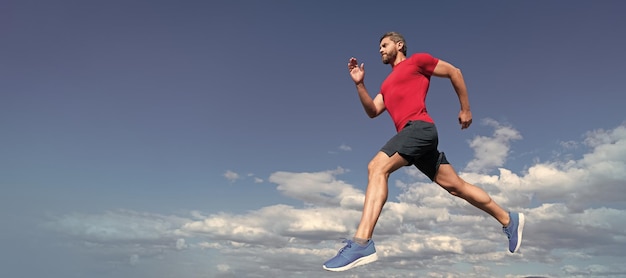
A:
<box><xmin>409</xmin><ymin>52</ymin><xmax>435</xmax><ymax>60</ymax></box>
<box><xmin>409</xmin><ymin>53</ymin><xmax>439</xmax><ymax>67</ymax></box>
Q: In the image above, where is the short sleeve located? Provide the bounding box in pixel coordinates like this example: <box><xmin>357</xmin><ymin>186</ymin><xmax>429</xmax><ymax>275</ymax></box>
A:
<box><xmin>412</xmin><ymin>53</ymin><xmax>439</xmax><ymax>76</ymax></box>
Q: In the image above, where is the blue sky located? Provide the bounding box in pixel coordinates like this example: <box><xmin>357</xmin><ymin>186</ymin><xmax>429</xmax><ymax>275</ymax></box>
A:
<box><xmin>2</xmin><ymin>1</ymin><xmax>626</xmax><ymax>277</ymax></box>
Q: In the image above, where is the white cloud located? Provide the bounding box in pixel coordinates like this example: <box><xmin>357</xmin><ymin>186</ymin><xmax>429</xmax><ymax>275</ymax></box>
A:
<box><xmin>339</xmin><ymin>144</ymin><xmax>352</xmax><ymax>151</ymax></box>
<box><xmin>247</xmin><ymin>173</ymin><xmax>264</xmax><ymax>183</ymax></box>
<box><xmin>268</xmin><ymin>167</ymin><xmax>362</xmax><ymax>208</ymax></box>
<box><xmin>217</xmin><ymin>264</ymin><xmax>231</xmax><ymax>272</ymax></box>
<box><xmin>464</xmin><ymin>124</ymin><xmax>626</xmax><ymax>212</ymax></box>
<box><xmin>45</xmin><ymin>210</ymin><xmax>193</xmax><ymax>269</ymax></box>
<box><xmin>464</xmin><ymin>118</ymin><xmax>522</xmax><ymax>173</ymax></box>
<box><xmin>45</xmin><ymin>122</ymin><xmax>626</xmax><ymax>277</ymax></box>
<box><xmin>224</xmin><ymin>172</ymin><xmax>264</xmax><ymax>183</ymax></box>
<box><xmin>223</xmin><ymin>170</ymin><xmax>240</xmax><ymax>182</ymax></box>
<box><xmin>559</xmin><ymin>140</ymin><xmax>579</xmax><ymax>149</ymax></box>
<box><xmin>47</xmin><ymin>209</ymin><xmax>189</xmax><ymax>244</ymax></box>
<box><xmin>175</xmin><ymin>238</ymin><xmax>188</xmax><ymax>250</ymax></box>
<box><xmin>181</xmin><ymin>204</ymin><xmax>357</xmax><ymax>245</ymax></box>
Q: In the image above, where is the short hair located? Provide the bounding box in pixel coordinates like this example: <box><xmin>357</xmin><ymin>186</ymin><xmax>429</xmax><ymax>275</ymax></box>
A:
<box><xmin>380</xmin><ymin>32</ymin><xmax>407</xmax><ymax>56</ymax></box>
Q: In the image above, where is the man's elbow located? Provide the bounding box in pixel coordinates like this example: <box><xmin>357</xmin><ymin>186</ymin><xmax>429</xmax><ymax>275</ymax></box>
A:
<box><xmin>434</xmin><ymin>63</ymin><xmax>462</xmax><ymax>79</ymax></box>
<box><xmin>366</xmin><ymin>108</ymin><xmax>382</xmax><ymax>119</ymax></box>
<box><xmin>450</xmin><ymin>67</ymin><xmax>462</xmax><ymax>79</ymax></box>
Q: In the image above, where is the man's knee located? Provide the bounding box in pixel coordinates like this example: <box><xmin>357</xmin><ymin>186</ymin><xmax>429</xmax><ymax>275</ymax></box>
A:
<box><xmin>434</xmin><ymin>165</ymin><xmax>465</xmax><ymax>196</ymax></box>
<box><xmin>368</xmin><ymin>152</ymin><xmax>406</xmax><ymax>177</ymax></box>
<box><xmin>437</xmin><ymin>180</ymin><xmax>464</xmax><ymax>197</ymax></box>
<box><xmin>367</xmin><ymin>157</ymin><xmax>387</xmax><ymax>177</ymax></box>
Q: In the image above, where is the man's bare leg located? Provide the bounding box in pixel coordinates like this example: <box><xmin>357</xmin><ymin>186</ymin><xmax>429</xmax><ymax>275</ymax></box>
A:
<box><xmin>434</xmin><ymin>164</ymin><xmax>525</xmax><ymax>253</ymax></box>
<box><xmin>323</xmin><ymin>151</ymin><xmax>407</xmax><ymax>271</ymax></box>
<box><xmin>354</xmin><ymin>152</ymin><xmax>408</xmax><ymax>240</ymax></box>
<box><xmin>434</xmin><ymin>164</ymin><xmax>510</xmax><ymax>226</ymax></box>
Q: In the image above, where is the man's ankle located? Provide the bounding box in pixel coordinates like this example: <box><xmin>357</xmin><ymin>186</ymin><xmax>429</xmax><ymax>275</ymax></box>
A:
<box><xmin>353</xmin><ymin>237</ymin><xmax>370</xmax><ymax>246</ymax></box>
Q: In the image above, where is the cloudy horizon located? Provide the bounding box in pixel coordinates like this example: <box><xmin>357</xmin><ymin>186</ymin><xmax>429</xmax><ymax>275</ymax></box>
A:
<box><xmin>30</xmin><ymin>120</ymin><xmax>626</xmax><ymax>277</ymax></box>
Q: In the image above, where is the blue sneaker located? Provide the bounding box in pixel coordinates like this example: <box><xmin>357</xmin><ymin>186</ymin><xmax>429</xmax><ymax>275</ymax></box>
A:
<box><xmin>503</xmin><ymin>212</ymin><xmax>525</xmax><ymax>253</ymax></box>
<box><xmin>323</xmin><ymin>239</ymin><xmax>378</xmax><ymax>271</ymax></box>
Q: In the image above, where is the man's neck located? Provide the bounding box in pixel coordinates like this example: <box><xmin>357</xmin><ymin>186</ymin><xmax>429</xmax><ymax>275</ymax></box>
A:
<box><xmin>391</xmin><ymin>53</ymin><xmax>407</xmax><ymax>68</ymax></box>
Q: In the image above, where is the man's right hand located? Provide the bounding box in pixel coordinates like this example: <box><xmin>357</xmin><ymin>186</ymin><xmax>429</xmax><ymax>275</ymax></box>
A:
<box><xmin>348</xmin><ymin>57</ymin><xmax>365</xmax><ymax>85</ymax></box>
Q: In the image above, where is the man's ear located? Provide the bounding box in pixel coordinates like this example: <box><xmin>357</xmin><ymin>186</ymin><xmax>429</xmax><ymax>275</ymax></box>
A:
<box><xmin>396</xmin><ymin>41</ymin><xmax>404</xmax><ymax>51</ymax></box>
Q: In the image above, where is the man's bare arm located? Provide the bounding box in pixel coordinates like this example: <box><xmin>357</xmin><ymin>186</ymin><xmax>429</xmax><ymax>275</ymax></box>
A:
<box><xmin>356</xmin><ymin>84</ymin><xmax>385</xmax><ymax>118</ymax></box>
<box><xmin>349</xmin><ymin>57</ymin><xmax>386</xmax><ymax>118</ymax></box>
<box><xmin>432</xmin><ymin>59</ymin><xmax>473</xmax><ymax>129</ymax></box>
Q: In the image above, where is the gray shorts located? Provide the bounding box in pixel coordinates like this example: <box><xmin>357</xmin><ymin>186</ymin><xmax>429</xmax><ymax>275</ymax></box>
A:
<box><xmin>380</xmin><ymin>120</ymin><xmax>449</xmax><ymax>181</ymax></box>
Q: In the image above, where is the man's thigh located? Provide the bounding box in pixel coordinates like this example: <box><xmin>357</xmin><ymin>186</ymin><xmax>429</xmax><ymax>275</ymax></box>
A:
<box><xmin>369</xmin><ymin>151</ymin><xmax>409</xmax><ymax>174</ymax></box>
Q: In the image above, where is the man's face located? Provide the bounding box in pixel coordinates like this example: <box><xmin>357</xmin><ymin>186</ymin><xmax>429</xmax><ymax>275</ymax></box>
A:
<box><xmin>379</xmin><ymin>37</ymin><xmax>400</xmax><ymax>64</ymax></box>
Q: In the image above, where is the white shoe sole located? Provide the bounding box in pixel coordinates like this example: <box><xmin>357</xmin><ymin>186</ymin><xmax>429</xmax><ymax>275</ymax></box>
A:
<box><xmin>513</xmin><ymin>213</ymin><xmax>525</xmax><ymax>253</ymax></box>
<box><xmin>323</xmin><ymin>252</ymin><xmax>378</xmax><ymax>272</ymax></box>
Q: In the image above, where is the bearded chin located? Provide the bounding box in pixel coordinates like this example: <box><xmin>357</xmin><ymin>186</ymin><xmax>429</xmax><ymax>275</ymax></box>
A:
<box><xmin>382</xmin><ymin>53</ymin><xmax>395</xmax><ymax>64</ymax></box>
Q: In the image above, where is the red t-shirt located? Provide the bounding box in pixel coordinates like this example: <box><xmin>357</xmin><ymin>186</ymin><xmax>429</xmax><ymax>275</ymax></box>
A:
<box><xmin>380</xmin><ymin>53</ymin><xmax>439</xmax><ymax>132</ymax></box>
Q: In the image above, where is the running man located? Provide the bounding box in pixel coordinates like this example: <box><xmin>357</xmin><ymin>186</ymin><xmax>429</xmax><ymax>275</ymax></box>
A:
<box><xmin>323</xmin><ymin>32</ymin><xmax>524</xmax><ymax>271</ymax></box>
